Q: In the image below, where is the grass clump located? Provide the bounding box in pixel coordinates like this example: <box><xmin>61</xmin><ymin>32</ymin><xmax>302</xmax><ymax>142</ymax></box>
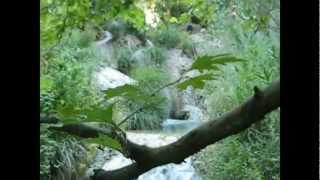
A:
<box><xmin>149</xmin><ymin>26</ymin><xmax>181</xmax><ymax>49</ymax></box>
<box><xmin>119</xmin><ymin>66</ymin><xmax>170</xmax><ymax>130</ymax></box>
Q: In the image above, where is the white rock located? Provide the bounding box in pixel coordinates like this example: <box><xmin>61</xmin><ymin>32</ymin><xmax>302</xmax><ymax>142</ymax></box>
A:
<box><xmin>93</xmin><ymin>67</ymin><xmax>136</xmax><ymax>90</ymax></box>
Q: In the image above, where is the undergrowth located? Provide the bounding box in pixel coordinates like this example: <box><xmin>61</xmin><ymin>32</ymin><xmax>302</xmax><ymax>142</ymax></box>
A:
<box><xmin>120</xmin><ymin>66</ymin><xmax>170</xmax><ymax>130</ymax></box>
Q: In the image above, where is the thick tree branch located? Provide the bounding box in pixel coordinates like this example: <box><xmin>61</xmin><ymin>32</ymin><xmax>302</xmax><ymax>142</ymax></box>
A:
<box><xmin>91</xmin><ymin>79</ymin><xmax>280</xmax><ymax>180</ymax></box>
<box><xmin>48</xmin><ymin>122</ymin><xmax>138</xmax><ymax>159</ymax></box>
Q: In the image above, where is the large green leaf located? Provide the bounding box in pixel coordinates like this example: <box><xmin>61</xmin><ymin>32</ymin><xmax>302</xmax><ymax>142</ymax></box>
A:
<box><xmin>191</xmin><ymin>54</ymin><xmax>244</xmax><ymax>72</ymax></box>
<box><xmin>104</xmin><ymin>84</ymin><xmax>139</xmax><ymax>98</ymax></box>
<box><xmin>57</xmin><ymin>104</ymin><xmax>114</xmax><ymax>124</ymax></box>
<box><xmin>103</xmin><ymin>84</ymin><xmax>148</xmax><ymax>103</ymax></box>
<box><xmin>82</xmin><ymin>104</ymin><xmax>113</xmax><ymax>123</ymax></box>
<box><xmin>177</xmin><ymin>74</ymin><xmax>216</xmax><ymax>90</ymax></box>
<box><xmin>85</xmin><ymin>135</ymin><xmax>122</xmax><ymax>151</ymax></box>
<box><xmin>56</xmin><ymin>105</ymin><xmax>83</xmax><ymax>124</ymax></box>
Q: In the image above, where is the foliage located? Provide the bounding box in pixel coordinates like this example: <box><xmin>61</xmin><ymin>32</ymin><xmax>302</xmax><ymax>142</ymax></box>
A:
<box><xmin>195</xmin><ymin>111</ymin><xmax>280</xmax><ymax>180</ymax></box>
<box><xmin>56</xmin><ymin>104</ymin><xmax>114</xmax><ymax>124</ymax></box>
<box><xmin>68</xmin><ymin>29</ymin><xmax>96</xmax><ymax>48</ymax></box>
<box><xmin>154</xmin><ymin>0</ymin><xmax>219</xmax><ymax>26</ymax></box>
<box><xmin>41</xmin><ymin>30</ymin><xmax>106</xmax><ymax>115</ymax></box>
<box><xmin>123</xmin><ymin>67</ymin><xmax>170</xmax><ymax>130</ymax></box>
<box><xmin>190</xmin><ymin>54</ymin><xmax>244</xmax><ymax>72</ymax></box>
<box><xmin>193</xmin><ymin>3</ymin><xmax>280</xmax><ymax>178</ymax></box>
<box><xmin>116</xmin><ymin>47</ymin><xmax>135</xmax><ymax>74</ymax></box>
<box><xmin>85</xmin><ymin>135</ymin><xmax>122</xmax><ymax>152</ymax></box>
<box><xmin>116</xmin><ymin>46</ymin><xmax>166</xmax><ymax>74</ymax></box>
<box><xmin>179</xmin><ymin>32</ymin><xmax>194</xmax><ymax>56</ymax></box>
<box><xmin>40</xmin><ymin>127</ymin><xmax>86</xmax><ymax>179</ymax></box>
<box><xmin>176</xmin><ymin>54</ymin><xmax>244</xmax><ymax>90</ymax></box>
<box><xmin>177</xmin><ymin>74</ymin><xmax>216</xmax><ymax>90</ymax></box>
<box><xmin>40</xmin><ymin>91</ymin><xmax>57</xmax><ymax>114</ymax></box>
<box><xmin>40</xmin><ymin>0</ymin><xmax>145</xmax><ymax>47</ymax></box>
<box><xmin>40</xmin><ymin>0</ymin><xmax>280</xmax><ymax>179</ymax></box>
<box><xmin>149</xmin><ymin>26</ymin><xmax>182</xmax><ymax>48</ymax></box>
<box><xmin>144</xmin><ymin>46</ymin><xmax>167</xmax><ymax>65</ymax></box>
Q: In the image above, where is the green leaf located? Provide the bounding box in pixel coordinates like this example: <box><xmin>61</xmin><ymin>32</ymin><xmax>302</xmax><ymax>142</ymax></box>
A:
<box><xmin>104</xmin><ymin>84</ymin><xmax>139</xmax><ymax>98</ymax></box>
<box><xmin>169</xmin><ymin>17</ymin><xmax>178</xmax><ymax>23</ymax></box>
<box><xmin>82</xmin><ymin>104</ymin><xmax>113</xmax><ymax>123</ymax></box>
<box><xmin>85</xmin><ymin>135</ymin><xmax>122</xmax><ymax>151</ymax></box>
<box><xmin>191</xmin><ymin>54</ymin><xmax>245</xmax><ymax>72</ymax></box>
<box><xmin>103</xmin><ymin>84</ymin><xmax>152</xmax><ymax>104</ymax></box>
<box><xmin>56</xmin><ymin>105</ymin><xmax>83</xmax><ymax>124</ymax></box>
<box><xmin>57</xmin><ymin>104</ymin><xmax>114</xmax><ymax>124</ymax></box>
<box><xmin>40</xmin><ymin>77</ymin><xmax>54</xmax><ymax>93</ymax></box>
<box><xmin>177</xmin><ymin>74</ymin><xmax>216</xmax><ymax>90</ymax></box>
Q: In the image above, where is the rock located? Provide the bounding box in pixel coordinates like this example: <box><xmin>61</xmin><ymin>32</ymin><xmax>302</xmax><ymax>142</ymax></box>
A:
<box><xmin>93</xmin><ymin>67</ymin><xmax>136</xmax><ymax>91</ymax></box>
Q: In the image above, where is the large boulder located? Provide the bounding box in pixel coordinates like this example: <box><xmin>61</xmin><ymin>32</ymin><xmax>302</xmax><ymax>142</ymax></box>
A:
<box><xmin>93</xmin><ymin>67</ymin><xmax>136</xmax><ymax>91</ymax></box>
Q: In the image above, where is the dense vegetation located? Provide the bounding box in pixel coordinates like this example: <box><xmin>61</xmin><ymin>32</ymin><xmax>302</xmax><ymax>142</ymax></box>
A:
<box><xmin>40</xmin><ymin>0</ymin><xmax>279</xmax><ymax>179</ymax></box>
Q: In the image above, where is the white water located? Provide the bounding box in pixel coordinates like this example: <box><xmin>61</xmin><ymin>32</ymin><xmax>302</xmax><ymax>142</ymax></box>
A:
<box><xmin>95</xmin><ymin>31</ymin><xmax>113</xmax><ymax>46</ymax></box>
<box><xmin>87</xmin><ymin>17</ymin><xmax>203</xmax><ymax>179</ymax></box>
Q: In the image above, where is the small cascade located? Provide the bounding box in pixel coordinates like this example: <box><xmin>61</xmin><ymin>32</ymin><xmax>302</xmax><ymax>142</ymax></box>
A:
<box><xmin>162</xmin><ymin>105</ymin><xmax>203</xmax><ymax>134</ymax></box>
<box><xmin>95</xmin><ymin>31</ymin><xmax>113</xmax><ymax>46</ymax></box>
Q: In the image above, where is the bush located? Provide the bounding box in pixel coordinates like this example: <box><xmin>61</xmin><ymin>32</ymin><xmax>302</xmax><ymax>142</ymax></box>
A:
<box><xmin>193</xmin><ymin>15</ymin><xmax>279</xmax><ymax>179</ymax></box>
<box><xmin>67</xmin><ymin>29</ymin><xmax>96</xmax><ymax>48</ymax></box>
<box><xmin>178</xmin><ymin>32</ymin><xmax>194</xmax><ymax>57</ymax></box>
<box><xmin>194</xmin><ymin>110</ymin><xmax>280</xmax><ymax>180</ymax></box>
<box><xmin>116</xmin><ymin>48</ymin><xmax>135</xmax><ymax>74</ymax></box>
<box><xmin>122</xmin><ymin>67</ymin><xmax>170</xmax><ymax>130</ymax></box>
<box><xmin>41</xmin><ymin>30</ymin><xmax>106</xmax><ymax>112</ymax></box>
<box><xmin>149</xmin><ymin>26</ymin><xmax>181</xmax><ymax>48</ymax></box>
<box><xmin>40</xmin><ymin>128</ymin><xmax>87</xmax><ymax>180</ymax></box>
<box><xmin>144</xmin><ymin>46</ymin><xmax>166</xmax><ymax>65</ymax></box>
<box><xmin>117</xmin><ymin>46</ymin><xmax>167</xmax><ymax>75</ymax></box>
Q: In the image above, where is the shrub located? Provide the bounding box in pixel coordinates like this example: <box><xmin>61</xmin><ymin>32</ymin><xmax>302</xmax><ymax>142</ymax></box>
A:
<box><xmin>116</xmin><ymin>48</ymin><xmax>135</xmax><ymax>74</ymax></box>
<box><xmin>149</xmin><ymin>26</ymin><xmax>181</xmax><ymax>48</ymax></box>
<box><xmin>122</xmin><ymin>67</ymin><xmax>170</xmax><ymax>130</ymax></box>
<box><xmin>40</xmin><ymin>128</ymin><xmax>87</xmax><ymax>180</ymax></box>
<box><xmin>144</xmin><ymin>46</ymin><xmax>166</xmax><ymax>65</ymax></box>
<box><xmin>67</xmin><ymin>29</ymin><xmax>96</xmax><ymax>48</ymax></box>
<box><xmin>119</xmin><ymin>47</ymin><xmax>167</xmax><ymax>74</ymax></box>
<box><xmin>193</xmin><ymin>17</ymin><xmax>279</xmax><ymax>180</ymax></box>
<box><xmin>179</xmin><ymin>32</ymin><xmax>194</xmax><ymax>57</ymax></box>
<box><xmin>194</xmin><ymin>110</ymin><xmax>280</xmax><ymax>180</ymax></box>
<box><xmin>42</xmin><ymin>30</ymin><xmax>106</xmax><ymax>111</ymax></box>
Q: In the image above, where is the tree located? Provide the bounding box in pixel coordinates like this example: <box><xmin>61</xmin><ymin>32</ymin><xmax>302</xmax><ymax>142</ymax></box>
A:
<box><xmin>50</xmin><ymin>79</ymin><xmax>279</xmax><ymax>180</ymax></box>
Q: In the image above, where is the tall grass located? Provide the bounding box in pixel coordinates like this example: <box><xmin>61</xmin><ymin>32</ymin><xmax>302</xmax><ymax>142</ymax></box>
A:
<box><xmin>194</xmin><ymin>14</ymin><xmax>280</xmax><ymax>179</ymax></box>
<box><xmin>119</xmin><ymin>66</ymin><xmax>170</xmax><ymax>130</ymax></box>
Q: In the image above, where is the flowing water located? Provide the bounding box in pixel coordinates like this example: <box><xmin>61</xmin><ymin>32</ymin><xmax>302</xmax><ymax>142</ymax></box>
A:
<box><xmin>86</xmin><ymin>14</ymin><xmax>204</xmax><ymax>178</ymax></box>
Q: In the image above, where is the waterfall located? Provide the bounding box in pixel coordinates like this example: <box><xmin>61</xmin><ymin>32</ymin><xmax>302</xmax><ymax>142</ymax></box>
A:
<box><xmin>95</xmin><ymin>31</ymin><xmax>113</xmax><ymax>46</ymax></box>
<box><xmin>162</xmin><ymin>88</ymin><xmax>173</xmax><ymax>119</ymax></box>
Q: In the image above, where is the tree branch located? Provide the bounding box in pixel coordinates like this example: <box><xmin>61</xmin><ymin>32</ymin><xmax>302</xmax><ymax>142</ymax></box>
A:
<box><xmin>91</xmin><ymin>79</ymin><xmax>280</xmax><ymax>180</ymax></box>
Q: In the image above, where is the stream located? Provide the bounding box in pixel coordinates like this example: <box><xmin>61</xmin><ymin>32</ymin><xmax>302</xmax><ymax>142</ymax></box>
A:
<box><xmin>88</xmin><ymin>64</ymin><xmax>203</xmax><ymax>180</ymax></box>
<box><xmin>86</xmin><ymin>9</ymin><xmax>204</xmax><ymax>177</ymax></box>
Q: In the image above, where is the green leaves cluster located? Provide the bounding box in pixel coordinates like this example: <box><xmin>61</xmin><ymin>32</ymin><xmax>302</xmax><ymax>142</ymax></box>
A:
<box><xmin>191</xmin><ymin>54</ymin><xmax>244</xmax><ymax>72</ymax></box>
<box><xmin>176</xmin><ymin>54</ymin><xmax>244</xmax><ymax>90</ymax></box>
<box><xmin>57</xmin><ymin>104</ymin><xmax>114</xmax><ymax>124</ymax></box>
<box><xmin>41</xmin><ymin>0</ymin><xmax>145</xmax><ymax>47</ymax></box>
<box><xmin>85</xmin><ymin>135</ymin><xmax>122</xmax><ymax>151</ymax></box>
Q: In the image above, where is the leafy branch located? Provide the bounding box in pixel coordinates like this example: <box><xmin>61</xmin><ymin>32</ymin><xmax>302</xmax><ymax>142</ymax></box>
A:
<box><xmin>106</xmin><ymin>54</ymin><xmax>244</xmax><ymax>127</ymax></box>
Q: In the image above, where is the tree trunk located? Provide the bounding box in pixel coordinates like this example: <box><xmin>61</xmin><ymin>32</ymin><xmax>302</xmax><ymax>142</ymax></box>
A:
<box><xmin>90</xmin><ymin>79</ymin><xmax>280</xmax><ymax>180</ymax></box>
